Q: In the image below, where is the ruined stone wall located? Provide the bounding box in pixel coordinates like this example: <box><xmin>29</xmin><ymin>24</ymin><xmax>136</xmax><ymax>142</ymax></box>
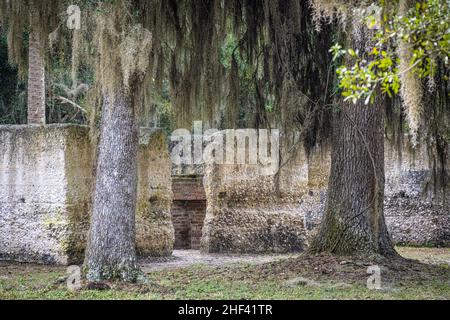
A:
<box><xmin>298</xmin><ymin>142</ymin><xmax>450</xmax><ymax>247</ymax></box>
<box><xmin>201</xmin><ymin>140</ymin><xmax>450</xmax><ymax>253</ymax></box>
<box><xmin>384</xmin><ymin>143</ymin><xmax>450</xmax><ymax>246</ymax></box>
<box><xmin>0</xmin><ymin>125</ymin><xmax>174</xmax><ymax>265</ymax></box>
<box><xmin>0</xmin><ymin>125</ymin><xmax>92</xmax><ymax>264</ymax></box>
<box><xmin>200</xmin><ymin>143</ymin><xmax>334</xmax><ymax>253</ymax></box>
<box><xmin>201</xmin><ymin>159</ymin><xmax>312</xmax><ymax>253</ymax></box>
<box><xmin>136</xmin><ymin>129</ymin><xmax>174</xmax><ymax>256</ymax></box>
<box><xmin>2</xmin><ymin>124</ymin><xmax>447</xmax><ymax>263</ymax></box>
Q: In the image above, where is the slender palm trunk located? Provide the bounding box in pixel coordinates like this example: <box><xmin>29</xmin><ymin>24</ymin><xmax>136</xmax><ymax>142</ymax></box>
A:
<box><xmin>85</xmin><ymin>88</ymin><xmax>140</xmax><ymax>282</ymax></box>
<box><xmin>27</xmin><ymin>11</ymin><xmax>45</xmax><ymax>125</ymax></box>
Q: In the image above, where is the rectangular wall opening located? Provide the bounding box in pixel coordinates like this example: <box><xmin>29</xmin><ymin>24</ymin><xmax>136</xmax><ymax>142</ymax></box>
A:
<box><xmin>171</xmin><ymin>176</ymin><xmax>206</xmax><ymax>250</ymax></box>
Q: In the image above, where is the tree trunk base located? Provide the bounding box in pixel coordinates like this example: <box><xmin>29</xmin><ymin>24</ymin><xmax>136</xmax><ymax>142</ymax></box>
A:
<box><xmin>307</xmin><ymin>205</ymin><xmax>399</xmax><ymax>258</ymax></box>
<box><xmin>86</xmin><ymin>264</ymin><xmax>142</xmax><ymax>283</ymax></box>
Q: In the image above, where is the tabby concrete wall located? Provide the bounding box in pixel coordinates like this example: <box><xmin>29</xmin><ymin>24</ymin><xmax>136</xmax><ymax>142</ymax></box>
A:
<box><xmin>299</xmin><ymin>143</ymin><xmax>450</xmax><ymax>246</ymax></box>
<box><xmin>0</xmin><ymin>125</ymin><xmax>92</xmax><ymax>264</ymax></box>
<box><xmin>201</xmin><ymin>141</ymin><xmax>450</xmax><ymax>253</ymax></box>
<box><xmin>136</xmin><ymin>129</ymin><xmax>175</xmax><ymax>256</ymax></box>
<box><xmin>200</xmin><ymin>143</ymin><xmax>331</xmax><ymax>253</ymax></box>
<box><xmin>0</xmin><ymin>125</ymin><xmax>174</xmax><ymax>265</ymax></box>
<box><xmin>384</xmin><ymin>143</ymin><xmax>450</xmax><ymax>246</ymax></box>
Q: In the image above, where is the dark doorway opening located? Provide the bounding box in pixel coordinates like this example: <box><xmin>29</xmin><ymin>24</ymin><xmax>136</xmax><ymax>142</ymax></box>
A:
<box><xmin>171</xmin><ymin>176</ymin><xmax>206</xmax><ymax>250</ymax></box>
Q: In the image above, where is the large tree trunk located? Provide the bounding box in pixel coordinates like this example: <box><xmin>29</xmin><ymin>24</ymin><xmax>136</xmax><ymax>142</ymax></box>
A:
<box><xmin>309</xmin><ymin>24</ymin><xmax>397</xmax><ymax>257</ymax></box>
<box><xmin>309</xmin><ymin>96</ymin><xmax>396</xmax><ymax>256</ymax></box>
<box><xmin>27</xmin><ymin>11</ymin><xmax>45</xmax><ymax>125</ymax></box>
<box><xmin>85</xmin><ymin>88</ymin><xmax>140</xmax><ymax>282</ymax></box>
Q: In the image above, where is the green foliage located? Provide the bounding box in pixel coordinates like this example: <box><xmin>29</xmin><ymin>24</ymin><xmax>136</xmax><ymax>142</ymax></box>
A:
<box><xmin>146</xmin><ymin>81</ymin><xmax>176</xmax><ymax>136</ymax></box>
<box><xmin>219</xmin><ymin>34</ymin><xmax>254</xmax><ymax>88</ymax></box>
<box><xmin>47</xmin><ymin>59</ymin><xmax>92</xmax><ymax>124</ymax></box>
<box><xmin>333</xmin><ymin>0</ymin><xmax>450</xmax><ymax>104</ymax></box>
<box><xmin>219</xmin><ymin>33</ymin><xmax>263</xmax><ymax>124</ymax></box>
<box><xmin>0</xmin><ymin>32</ymin><xmax>26</xmax><ymax>124</ymax></box>
<box><xmin>332</xmin><ymin>44</ymin><xmax>400</xmax><ymax>104</ymax></box>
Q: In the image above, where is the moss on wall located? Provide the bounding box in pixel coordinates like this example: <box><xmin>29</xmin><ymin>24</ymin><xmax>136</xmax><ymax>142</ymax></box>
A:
<box><xmin>0</xmin><ymin>125</ymin><xmax>174</xmax><ymax>265</ymax></box>
<box><xmin>136</xmin><ymin>128</ymin><xmax>174</xmax><ymax>256</ymax></box>
<box><xmin>201</xmin><ymin>140</ymin><xmax>450</xmax><ymax>252</ymax></box>
<box><xmin>201</xmin><ymin>153</ymin><xmax>311</xmax><ymax>253</ymax></box>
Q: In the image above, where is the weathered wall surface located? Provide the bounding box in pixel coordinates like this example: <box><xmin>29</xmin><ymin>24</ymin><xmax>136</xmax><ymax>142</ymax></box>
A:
<box><xmin>201</xmin><ymin>140</ymin><xmax>450</xmax><ymax>253</ymax></box>
<box><xmin>0</xmin><ymin>125</ymin><xmax>174</xmax><ymax>265</ymax></box>
<box><xmin>200</xmin><ymin>137</ymin><xmax>334</xmax><ymax>253</ymax></box>
<box><xmin>298</xmin><ymin>143</ymin><xmax>450</xmax><ymax>247</ymax></box>
<box><xmin>1</xmin><ymin>124</ymin><xmax>448</xmax><ymax>262</ymax></box>
<box><xmin>201</xmin><ymin>159</ymin><xmax>312</xmax><ymax>253</ymax></box>
<box><xmin>0</xmin><ymin>125</ymin><xmax>92</xmax><ymax>264</ymax></box>
<box><xmin>136</xmin><ymin>129</ymin><xmax>174</xmax><ymax>256</ymax></box>
<box><xmin>384</xmin><ymin>143</ymin><xmax>450</xmax><ymax>246</ymax></box>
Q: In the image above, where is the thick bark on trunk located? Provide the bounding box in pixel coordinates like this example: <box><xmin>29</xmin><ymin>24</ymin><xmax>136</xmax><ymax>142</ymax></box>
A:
<box><xmin>85</xmin><ymin>88</ymin><xmax>140</xmax><ymax>282</ymax></box>
<box><xmin>309</xmin><ymin>24</ymin><xmax>396</xmax><ymax>257</ymax></box>
<box><xmin>309</xmin><ymin>96</ymin><xmax>396</xmax><ymax>256</ymax></box>
<box><xmin>27</xmin><ymin>12</ymin><xmax>45</xmax><ymax>125</ymax></box>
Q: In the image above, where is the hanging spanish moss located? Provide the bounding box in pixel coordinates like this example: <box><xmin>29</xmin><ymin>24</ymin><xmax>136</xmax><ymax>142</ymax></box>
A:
<box><xmin>422</xmin><ymin>60</ymin><xmax>450</xmax><ymax>203</ymax></box>
<box><xmin>0</xmin><ymin>0</ymin><xmax>59</xmax><ymax>78</ymax></box>
<box><xmin>309</xmin><ymin>0</ymin><xmax>450</xmax><ymax>198</ymax></box>
<box><xmin>398</xmin><ymin>0</ymin><xmax>423</xmax><ymax>147</ymax></box>
<box><xmin>62</xmin><ymin>0</ymin><xmax>334</xmax><ymax>151</ymax></box>
<box><xmin>13</xmin><ymin>0</ymin><xmax>445</xmax><ymax>169</ymax></box>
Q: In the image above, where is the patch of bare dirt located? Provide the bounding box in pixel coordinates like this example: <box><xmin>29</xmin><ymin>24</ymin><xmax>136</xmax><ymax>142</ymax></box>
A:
<box><xmin>0</xmin><ymin>261</ymin><xmax>65</xmax><ymax>277</ymax></box>
<box><xmin>150</xmin><ymin>251</ymin><xmax>450</xmax><ymax>289</ymax></box>
<box><xmin>2</xmin><ymin>247</ymin><xmax>449</xmax><ymax>291</ymax></box>
<box><xmin>139</xmin><ymin>249</ymin><xmax>296</xmax><ymax>272</ymax></box>
<box><xmin>396</xmin><ymin>247</ymin><xmax>450</xmax><ymax>265</ymax></box>
<box><xmin>245</xmin><ymin>252</ymin><xmax>450</xmax><ymax>286</ymax></box>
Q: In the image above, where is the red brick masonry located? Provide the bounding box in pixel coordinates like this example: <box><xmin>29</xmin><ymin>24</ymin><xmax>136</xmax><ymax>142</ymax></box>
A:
<box><xmin>171</xmin><ymin>176</ymin><xmax>206</xmax><ymax>249</ymax></box>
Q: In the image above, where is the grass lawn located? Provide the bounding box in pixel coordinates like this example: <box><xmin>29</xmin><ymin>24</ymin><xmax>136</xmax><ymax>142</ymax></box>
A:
<box><xmin>0</xmin><ymin>247</ymin><xmax>449</xmax><ymax>300</ymax></box>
